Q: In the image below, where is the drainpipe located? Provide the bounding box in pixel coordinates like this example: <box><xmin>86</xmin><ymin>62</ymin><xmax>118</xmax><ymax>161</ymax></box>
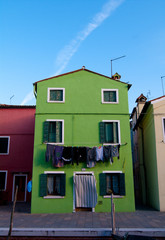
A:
<box><xmin>139</xmin><ymin>125</ymin><xmax>147</xmax><ymax>206</ymax></box>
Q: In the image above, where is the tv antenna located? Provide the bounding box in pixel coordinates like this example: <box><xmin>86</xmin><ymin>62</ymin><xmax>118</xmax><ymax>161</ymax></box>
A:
<box><xmin>10</xmin><ymin>95</ymin><xmax>14</xmax><ymax>104</ymax></box>
<box><xmin>110</xmin><ymin>55</ymin><xmax>126</xmax><ymax>77</ymax></box>
<box><xmin>161</xmin><ymin>76</ymin><xmax>165</xmax><ymax>95</ymax></box>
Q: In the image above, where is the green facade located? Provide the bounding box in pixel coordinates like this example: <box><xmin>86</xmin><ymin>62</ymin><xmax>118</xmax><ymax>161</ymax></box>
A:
<box><xmin>31</xmin><ymin>69</ymin><xmax>135</xmax><ymax>213</ymax></box>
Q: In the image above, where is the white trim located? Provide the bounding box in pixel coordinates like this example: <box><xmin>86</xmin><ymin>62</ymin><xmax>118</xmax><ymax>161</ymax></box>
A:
<box><xmin>46</xmin><ymin>119</ymin><xmax>64</xmax><ymax>144</ymax></box>
<box><xmin>43</xmin><ymin>196</ymin><xmax>64</xmax><ymax>199</ymax></box>
<box><xmin>103</xmin><ymin>195</ymin><xmax>123</xmax><ymax>198</ymax></box>
<box><xmin>0</xmin><ymin>170</ymin><xmax>8</xmax><ymax>191</ymax></box>
<box><xmin>47</xmin><ymin>88</ymin><xmax>65</xmax><ymax>103</ymax></box>
<box><xmin>73</xmin><ymin>172</ymin><xmax>94</xmax><ymax>176</ymax></box>
<box><xmin>101</xmin><ymin>89</ymin><xmax>119</xmax><ymax>104</ymax></box>
<box><xmin>44</xmin><ymin>171</ymin><xmax>65</xmax><ymax>174</ymax></box>
<box><xmin>0</xmin><ymin>136</ymin><xmax>10</xmax><ymax>155</ymax></box>
<box><xmin>102</xmin><ymin>120</ymin><xmax>121</xmax><ymax>145</ymax></box>
<box><xmin>12</xmin><ymin>174</ymin><xmax>27</xmax><ymax>202</ymax></box>
<box><xmin>162</xmin><ymin>117</ymin><xmax>165</xmax><ymax>142</ymax></box>
<box><xmin>103</xmin><ymin>171</ymin><xmax>122</xmax><ymax>173</ymax></box>
<box><xmin>151</xmin><ymin>96</ymin><xmax>165</xmax><ymax>104</ymax></box>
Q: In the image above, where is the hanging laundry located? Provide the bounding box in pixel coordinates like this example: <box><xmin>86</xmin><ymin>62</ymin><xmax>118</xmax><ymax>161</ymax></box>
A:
<box><xmin>87</xmin><ymin>160</ymin><xmax>96</xmax><ymax>168</ymax></box>
<box><xmin>87</xmin><ymin>147</ymin><xmax>96</xmax><ymax>164</ymax></box>
<box><xmin>53</xmin><ymin>146</ymin><xmax>64</xmax><ymax>167</ymax></box>
<box><xmin>62</xmin><ymin>147</ymin><xmax>73</xmax><ymax>164</ymax></box>
<box><xmin>75</xmin><ymin>147</ymin><xmax>87</xmax><ymax>165</ymax></box>
<box><xmin>45</xmin><ymin>144</ymin><xmax>55</xmax><ymax>162</ymax></box>
<box><xmin>96</xmin><ymin>146</ymin><xmax>104</xmax><ymax>162</ymax></box>
<box><xmin>111</xmin><ymin>145</ymin><xmax>120</xmax><ymax>159</ymax></box>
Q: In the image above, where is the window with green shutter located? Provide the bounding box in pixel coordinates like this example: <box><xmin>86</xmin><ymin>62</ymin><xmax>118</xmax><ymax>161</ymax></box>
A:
<box><xmin>48</xmin><ymin>88</ymin><xmax>65</xmax><ymax>102</ymax></box>
<box><xmin>99</xmin><ymin>121</ymin><xmax>119</xmax><ymax>144</ymax></box>
<box><xmin>100</xmin><ymin>172</ymin><xmax>125</xmax><ymax>196</ymax></box>
<box><xmin>102</xmin><ymin>89</ymin><xmax>118</xmax><ymax>103</ymax></box>
<box><xmin>43</xmin><ymin>120</ymin><xmax>63</xmax><ymax>144</ymax></box>
<box><xmin>40</xmin><ymin>173</ymin><xmax>66</xmax><ymax>197</ymax></box>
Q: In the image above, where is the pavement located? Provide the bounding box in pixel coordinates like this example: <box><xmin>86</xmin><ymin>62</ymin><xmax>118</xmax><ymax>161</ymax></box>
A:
<box><xmin>0</xmin><ymin>203</ymin><xmax>165</xmax><ymax>238</ymax></box>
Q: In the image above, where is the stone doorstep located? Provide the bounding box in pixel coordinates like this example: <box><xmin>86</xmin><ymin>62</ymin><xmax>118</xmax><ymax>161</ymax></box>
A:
<box><xmin>0</xmin><ymin>228</ymin><xmax>165</xmax><ymax>237</ymax></box>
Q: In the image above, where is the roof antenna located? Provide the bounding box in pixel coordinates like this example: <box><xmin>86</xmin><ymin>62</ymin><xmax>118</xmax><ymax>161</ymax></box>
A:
<box><xmin>110</xmin><ymin>55</ymin><xmax>126</xmax><ymax>77</ymax></box>
<box><xmin>10</xmin><ymin>95</ymin><xmax>14</xmax><ymax>104</ymax></box>
<box><xmin>146</xmin><ymin>90</ymin><xmax>151</xmax><ymax>100</ymax></box>
<box><xmin>161</xmin><ymin>76</ymin><xmax>165</xmax><ymax>96</ymax></box>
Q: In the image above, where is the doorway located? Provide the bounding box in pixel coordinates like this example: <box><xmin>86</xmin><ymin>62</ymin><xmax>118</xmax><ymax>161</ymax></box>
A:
<box><xmin>73</xmin><ymin>172</ymin><xmax>97</xmax><ymax>212</ymax></box>
<box><xmin>12</xmin><ymin>174</ymin><xmax>27</xmax><ymax>202</ymax></box>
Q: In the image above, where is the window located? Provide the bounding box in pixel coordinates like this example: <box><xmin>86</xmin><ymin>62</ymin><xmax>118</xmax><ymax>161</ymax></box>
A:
<box><xmin>99</xmin><ymin>121</ymin><xmax>120</xmax><ymax>144</ymax></box>
<box><xmin>40</xmin><ymin>172</ymin><xmax>66</xmax><ymax>198</ymax></box>
<box><xmin>102</xmin><ymin>89</ymin><xmax>118</xmax><ymax>104</ymax></box>
<box><xmin>43</xmin><ymin>120</ymin><xmax>64</xmax><ymax>144</ymax></box>
<box><xmin>0</xmin><ymin>137</ymin><xmax>10</xmax><ymax>154</ymax></box>
<box><xmin>47</xmin><ymin>88</ymin><xmax>65</xmax><ymax>103</ymax></box>
<box><xmin>99</xmin><ymin>172</ymin><xmax>125</xmax><ymax>196</ymax></box>
<box><xmin>0</xmin><ymin>171</ymin><xmax>7</xmax><ymax>191</ymax></box>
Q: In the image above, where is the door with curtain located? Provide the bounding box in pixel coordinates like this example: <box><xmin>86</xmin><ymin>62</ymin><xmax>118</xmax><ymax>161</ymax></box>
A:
<box><xmin>74</xmin><ymin>174</ymin><xmax>97</xmax><ymax>212</ymax></box>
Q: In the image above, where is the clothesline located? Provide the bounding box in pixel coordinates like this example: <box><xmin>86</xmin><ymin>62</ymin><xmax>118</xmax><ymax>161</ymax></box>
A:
<box><xmin>45</xmin><ymin>144</ymin><xmax>121</xmax><ymax>169</ymax></box>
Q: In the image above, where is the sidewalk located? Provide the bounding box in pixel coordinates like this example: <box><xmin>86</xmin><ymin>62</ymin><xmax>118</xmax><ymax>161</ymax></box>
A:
<box><xmin>0</xmin><ymin>203</ymin><xmax>165</xmax><ymax>237</ymax></box>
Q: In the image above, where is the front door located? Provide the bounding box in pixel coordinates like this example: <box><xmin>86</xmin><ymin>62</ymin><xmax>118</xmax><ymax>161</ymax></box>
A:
<box><xmin>74</xmin><ymin>173</ymin><xmax>97</xmax><ymax>212</ymax></box>
<box><xmin>13</xmin><ymin>175</ymin><xmax>27</xmax><ymax>202</ymax></box>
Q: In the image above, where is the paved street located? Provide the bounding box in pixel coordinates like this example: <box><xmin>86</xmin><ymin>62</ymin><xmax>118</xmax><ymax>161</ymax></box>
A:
<box><xmin>0</xmin><ymin>203</ymin><xmax>165</xmax><ymax>237</ymax></box>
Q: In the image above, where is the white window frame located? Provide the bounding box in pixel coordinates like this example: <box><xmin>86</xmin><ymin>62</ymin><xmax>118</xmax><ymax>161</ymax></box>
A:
<box><xmin>0</xmin><ymin>136</ymin><xmax>10</xmax><ymax>155</ymax></box>
<box><xmin>102</xmin><ymin>170</ymin><xmax>123</xmax><ymax>198</ymax></box>
<box><xmin>46</xmin><ymin>119</ymin><xmax>64</xmax><ymax>145</ymax></box>
<box><xmin>47</xmin><ymin>88</ymin><xmax>65</xmax><ymax>103</ymax></box>
<box><xmin>43</xmin><ymin>171</ymin><xmax>65</xmax><ymax>199</ymax></box>
<box><xmin>101</xmin><ymin>89</ymin><xmax>119</xmax><ymax>104</ymax></box>
<box><xmin>0</xmin><ymin>170</ymin><xmax>8</xmax><ymax>191</ymax></box>
<box><xmin>162</xmin><ymin>118</ymin><xmax>165</xmax><ymax>143</ymax></box>
<box><xmin>102</xmin><ymin>120</ymin><xmax>121</xmax><ymax>145</ymax></box>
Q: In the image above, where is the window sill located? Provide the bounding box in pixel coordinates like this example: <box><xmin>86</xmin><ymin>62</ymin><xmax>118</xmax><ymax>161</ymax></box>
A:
<box><xmin>102</xmin><ymin>102</ymin><xmax>118</xmax><ymax>104</ymax></box>
<box><xmin>103</xmin><ymin>195</ymin><xmax>123</xmax><ymax>198</ymax></box>
<box><xmin>43</xmin><ymin>196</ymin><xmax>65</xmax><ymax>199</ymax></box>
<box><xmin>47</xmin><ymin>101</ymin><xmax>65</xmax><ymax>103</ymax></box>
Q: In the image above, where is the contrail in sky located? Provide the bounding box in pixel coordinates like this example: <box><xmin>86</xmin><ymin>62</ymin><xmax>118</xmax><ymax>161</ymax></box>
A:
<box><xmin>20</xmin><ymin>90</ymin><xmax>34</xmax><ymax>105</ymax></box>
<box><xmin>54</xmin><ymin>0</ymin><xmax>124</xmax><ymax>76</ymax></box>
<box><xmin>21</xmin><ymin>0</ymin><xmax>124</xmax><ymax>105</ymax></box>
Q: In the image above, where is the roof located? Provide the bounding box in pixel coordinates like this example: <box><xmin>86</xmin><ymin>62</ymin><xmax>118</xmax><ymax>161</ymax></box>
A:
<box><xmin>33</xmin><ymin>67</ymin><xmax>132</xmax><ymax>92</ymax></box>
<box><xmin>0</xmin><ymin>104</ymin><xmax>36</xmax><ymax>109</ymax></box>
<box><xmin>149</xmin><ymin>95</ymin><xmax>165</xmax><ymax>103</ymax></box>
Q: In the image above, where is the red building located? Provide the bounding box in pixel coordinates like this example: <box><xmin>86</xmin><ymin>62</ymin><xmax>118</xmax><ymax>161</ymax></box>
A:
<box><xmin>0</xmin><ymin>105</ymin><xmax>35</xmax><ymax>203</ymax></box>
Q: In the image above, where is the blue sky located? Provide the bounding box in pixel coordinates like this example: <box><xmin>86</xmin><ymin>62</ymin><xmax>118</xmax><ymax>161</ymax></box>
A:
<box><xmin>0</xmin><ymin>0</ymin><xmax>165</xmax><ymax>112</ymax></box>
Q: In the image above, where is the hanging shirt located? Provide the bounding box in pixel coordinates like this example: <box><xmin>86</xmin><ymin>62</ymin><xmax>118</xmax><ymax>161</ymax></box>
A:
<box><xmin>45</xmin><ymin>144</ymin><xmax>55</xmax><ymax>162</ymax></box>
<box><xmin>96</xmin><ymin>146</ymin><xmax>103</xmax><ymax>162</ymax></box>
<box><xmin>53</xmin><ymin>146</ymin><xmax>64</xmax><ymax>167</ymax></box>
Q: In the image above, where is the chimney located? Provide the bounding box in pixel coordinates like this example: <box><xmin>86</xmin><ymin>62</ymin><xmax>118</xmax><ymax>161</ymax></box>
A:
<box><xmin>136</xmin><ymin>94</ymin><xmax>147</xmax><ymax>118</ymax></box>
<box><xmin>112</xmin><ymin>72</ymin><xmax>121</xmax><ymax>80</ymax></box>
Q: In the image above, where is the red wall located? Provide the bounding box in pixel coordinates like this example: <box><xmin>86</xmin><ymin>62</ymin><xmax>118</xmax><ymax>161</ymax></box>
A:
<box><xmin>0</xmin><ymin>107</ymin><xmax>35</xmax><ymax>202</ymax></box>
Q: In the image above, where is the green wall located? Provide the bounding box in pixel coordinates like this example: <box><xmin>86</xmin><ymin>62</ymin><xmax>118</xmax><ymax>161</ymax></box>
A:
<box><xmin>140</xmin><ymin>105</ymin><xmax>160</xmax><ymax>210</ymax></box>
<box><xmin>31</xmin><ymin>70</ymin><xmax>135</xmax><ymax>213</ymax></box>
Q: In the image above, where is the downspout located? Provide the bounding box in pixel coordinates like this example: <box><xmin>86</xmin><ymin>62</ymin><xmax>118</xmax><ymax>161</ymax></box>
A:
<box><xmin>139</xmin><ymin>125</ymin><xmax>147</xmax><ymax>205</ymax></box>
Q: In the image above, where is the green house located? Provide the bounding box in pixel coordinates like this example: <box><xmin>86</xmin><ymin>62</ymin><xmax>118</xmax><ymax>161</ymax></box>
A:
<box><xmin>31</xmin><ymin>67</ymin><xmax>135</xmax><ymax>213</ymax></box>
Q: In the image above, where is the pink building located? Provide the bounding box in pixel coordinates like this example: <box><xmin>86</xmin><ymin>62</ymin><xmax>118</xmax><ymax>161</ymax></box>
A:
<box><xmin>0</xmin><ymin>105</ymin><xmax>35</xmax><ymax>203</ymax></box>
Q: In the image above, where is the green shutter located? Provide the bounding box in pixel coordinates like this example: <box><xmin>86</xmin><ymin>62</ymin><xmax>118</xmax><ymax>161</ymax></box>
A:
<box><xmin>43</xmin><ymin>121</ymin><xmax>49</xmax><ymax>143</ymax></box>
<box><xmin>119</xmin><ymin>173</ymin><xmax>125</xmax><ymax>196</ymax></box>
<box><xmin>105</xmin><ymin>122</ymin><xmax>113</xmax><ymax>143</ymax></box>
<box><xmin>60</xmin><ymin>174</ymin><xmax>66</xmax><ymax>196</ymax></box>
<box><xmin>113</xmin><ymin>122</ymin><xmax>118</xmax><ymax>143</ymax></box>
<box><xmin>112</xmin><ymin>174</ymin><xmax>119</xmax><ymax>195</ymax></box>
<box><xmin>40</xmin><ymin>174</ymin><xmax>47</xmax><ymax>197</ymax></box>
<box><xmin>56</xmin><ymin>121</ymin><xmax>62</xmax><ymax>143</ymax></box>
<box><xmin>99</xmin><ymin>122</ymin><xmax>105</xmax><ymax>143</ymax></box>
<box><xmin>49</xmin><ymin>122</ymin><xmax>56</xmax><ymax>142</ymax></box>
<box><xmin>99</xmin><ymin>173</ymin><xmax>106</xmax><ymax>196</ymax></box>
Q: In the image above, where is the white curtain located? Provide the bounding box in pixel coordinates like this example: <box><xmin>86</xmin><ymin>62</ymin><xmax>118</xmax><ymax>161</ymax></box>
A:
<box><xmin>75</xmin><ymin>174</ymin><xmax>97</xmax><ymax>208</ymax></box>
